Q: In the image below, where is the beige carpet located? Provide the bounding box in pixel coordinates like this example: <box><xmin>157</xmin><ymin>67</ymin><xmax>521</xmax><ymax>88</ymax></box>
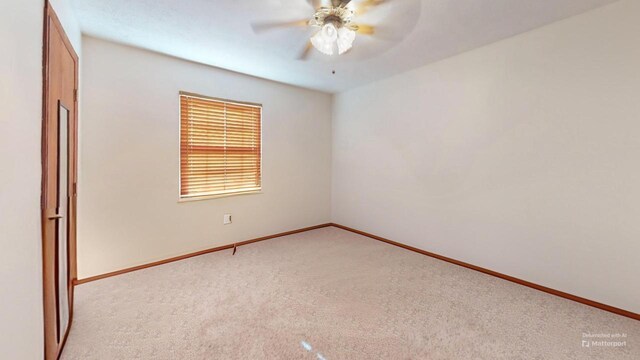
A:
<box><xmin>62</xmin><ymin>227</ymin><xmax>639</xmax><ymax>359</ymax></box>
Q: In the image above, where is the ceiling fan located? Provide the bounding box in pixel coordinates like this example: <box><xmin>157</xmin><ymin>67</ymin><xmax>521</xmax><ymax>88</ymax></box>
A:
<box><xmin>251</xmin><ymin>0</ymin><xmax>385</xmax><ymax>60</ymax></box>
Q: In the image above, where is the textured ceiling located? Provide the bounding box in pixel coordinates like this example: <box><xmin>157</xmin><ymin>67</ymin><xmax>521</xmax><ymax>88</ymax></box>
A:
<box><xmin>71</xmin><ymin>0</ymin><xmax>618</xmax><ymax>93</ymax></box>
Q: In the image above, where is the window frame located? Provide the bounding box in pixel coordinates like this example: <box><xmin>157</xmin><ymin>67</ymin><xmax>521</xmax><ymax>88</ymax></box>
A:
<box><xmin>178</xmin><ymin>91</ymin><xmax>263</xmax><ymax>202</ymax></box>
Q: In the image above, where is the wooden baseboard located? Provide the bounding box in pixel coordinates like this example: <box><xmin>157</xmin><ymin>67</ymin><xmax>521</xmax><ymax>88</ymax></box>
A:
<box><xmin>73</xmin><ymin>221</ymin><xmax>638</xmax><ymax>321</ymax></box>
<box><xmin>330</xmin><ymin>223</ymin><xmax>639</xmax><ymax>321</ymax></box>
<box><xmin>74</xmin><ymin>223</ymin><xmax>332</xmax><ymax>285</ymax></box>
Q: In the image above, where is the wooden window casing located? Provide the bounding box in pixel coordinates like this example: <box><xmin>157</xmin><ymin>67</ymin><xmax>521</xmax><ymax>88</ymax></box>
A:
<box><xmin>180</xmin><ymin>92</ymin><xmax>262</xmax><ymax>200</ymax></box>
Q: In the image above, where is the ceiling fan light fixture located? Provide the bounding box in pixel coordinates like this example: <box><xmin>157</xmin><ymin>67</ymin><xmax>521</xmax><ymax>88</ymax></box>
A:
<box><xmin>337</xmin><ymin>27</ymin><xmax>356</xmax><ymax>54</ymax></box>
<box><xmin>311</xmin><ymin>22</ymin><xmax>356</xmax><ymax>56</ymax></box>
<box><xmin>311</xmin><ymin>23</ymin><xmax>338</xmax><ymax>55</ymax></box>
<box><xmin>308</xmin><ymin>3</ymin><xmax>360</xmax><ymax>57</ymax></box>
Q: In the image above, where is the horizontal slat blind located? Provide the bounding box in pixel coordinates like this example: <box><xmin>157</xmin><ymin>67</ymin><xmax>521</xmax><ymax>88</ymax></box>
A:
<box><xmin>180</xmin><ymin>93</ymin><xmax>262</xmax><ymax>198</ymax></box>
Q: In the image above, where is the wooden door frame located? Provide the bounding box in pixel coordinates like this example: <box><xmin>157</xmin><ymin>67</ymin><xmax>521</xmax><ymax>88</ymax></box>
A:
<box><xmin>42</xmin><ymin>1</ymin><xmax>79</xmax><ymax>359</ymax></box>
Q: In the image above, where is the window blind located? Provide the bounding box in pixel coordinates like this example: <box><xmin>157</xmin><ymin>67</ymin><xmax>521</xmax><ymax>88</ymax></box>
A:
<box><xmin>180</xmin><ymin>92</ymin><xmax>262</xmax><ymax>199</ymax></box>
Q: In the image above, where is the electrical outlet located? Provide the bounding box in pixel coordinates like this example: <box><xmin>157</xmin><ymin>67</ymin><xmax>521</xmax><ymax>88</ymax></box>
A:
<box><xmin>223</xmin><ymin>214</ymin><xmax>232</xmax><ymax>225</ymax></box>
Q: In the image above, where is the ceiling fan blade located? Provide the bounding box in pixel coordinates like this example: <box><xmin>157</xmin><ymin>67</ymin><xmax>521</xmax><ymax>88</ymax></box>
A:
<box><xmin>298</xmin><ymin>41</ymin><xmax>313</xmax><ymax>60</ymax></box>
<box><xmin>307</xmin><ymin>0</ymin><xmax>328</xmax><ymax>9</ymax></box>
<box><xmin>354</xmin><ymin>0</ymin><xmax>385</xmax><ymax>16</ymax></box>
<box><xmin>354</xmin><ymin>24</ymin><xmax>375</xmax><ymax>35</ymax></box>
<box><xmin>251</xmin><ymin>19</ymin><xmax>309</xmax><ymax>34</ymax></box>
<box><xmin>334</xmin><ymin>0</ymin><xmax>352</xmax><ymax>7</ymax></box>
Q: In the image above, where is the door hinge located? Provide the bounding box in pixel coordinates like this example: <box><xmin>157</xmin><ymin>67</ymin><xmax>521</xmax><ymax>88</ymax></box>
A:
<box><xmin>74</xmin><ymin>89</ymin><xmax>78</xmax><ymax>102</ymax></box>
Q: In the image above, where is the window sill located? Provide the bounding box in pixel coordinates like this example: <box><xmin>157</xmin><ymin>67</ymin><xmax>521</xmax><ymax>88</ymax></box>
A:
<box><xmin>178</xmin><ymin>190</ymin><xmax>262</xmax><ymax>203</ymax></box>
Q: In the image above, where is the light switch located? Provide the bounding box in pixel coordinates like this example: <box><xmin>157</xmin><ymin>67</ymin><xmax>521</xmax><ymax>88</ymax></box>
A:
<box><xmin>223</xmin><ymin>214</ymin><xmax>232</xmax><ymax>225</ymax></box>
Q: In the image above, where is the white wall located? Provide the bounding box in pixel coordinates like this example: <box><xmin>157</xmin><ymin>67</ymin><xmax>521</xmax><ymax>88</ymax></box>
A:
<box><xmin>78</xmin><ymin>37</ymin><xmax>332</xmax><ymax>278</ymax></box>
<box><xmin>49</xmin><ymin>0</ymin><xmax>82</xmax><ymax>52</ymax></box>
<box><xmin>0</xmin><ymin>1</ymin><xmax>44</xmax><ymax>358</ymax></box>
<box><xmin>332</xmin><ymin>0</ymin><xmax>640</xmax><ymax>314</ymax></box>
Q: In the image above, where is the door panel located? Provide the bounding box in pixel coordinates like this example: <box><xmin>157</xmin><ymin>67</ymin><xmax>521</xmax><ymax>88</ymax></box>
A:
<box><xmin>43</xmin><ymin>3</ymin><xmax>78</xmax><ymax>359</ymax></box>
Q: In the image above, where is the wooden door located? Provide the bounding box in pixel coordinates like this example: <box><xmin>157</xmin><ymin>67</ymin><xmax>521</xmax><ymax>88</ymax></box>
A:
<box><xmin>42</xmin><ymin>3</ymin><xmax>79</xmax><ymax>359</ymax></box>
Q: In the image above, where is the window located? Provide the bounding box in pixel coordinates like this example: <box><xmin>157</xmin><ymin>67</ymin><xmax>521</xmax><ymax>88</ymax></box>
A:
<box><xmin>180</xmin><ymin>92</ymin><xmax>262</xmax><ymax>200</ymax></box>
